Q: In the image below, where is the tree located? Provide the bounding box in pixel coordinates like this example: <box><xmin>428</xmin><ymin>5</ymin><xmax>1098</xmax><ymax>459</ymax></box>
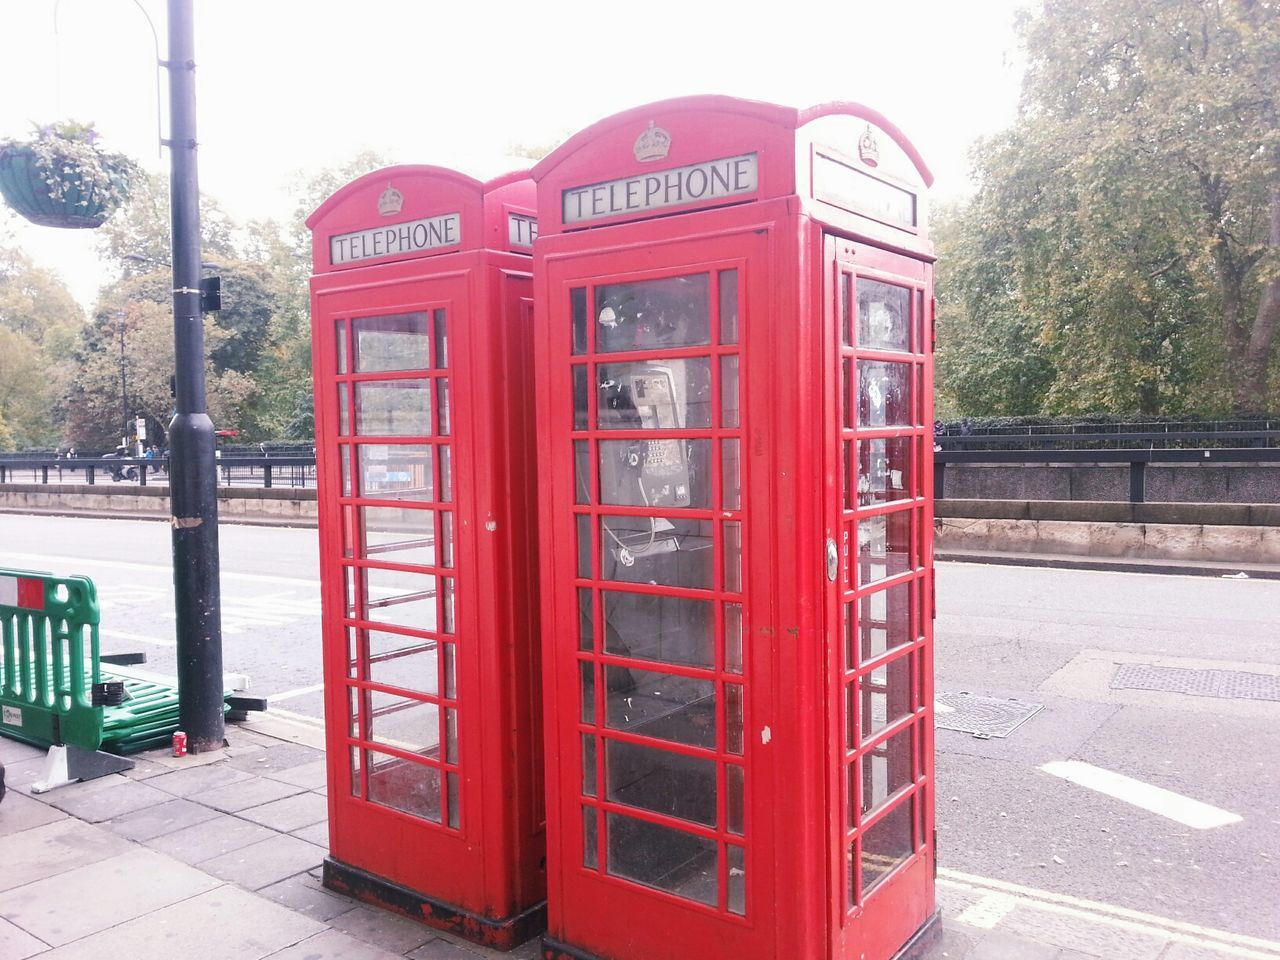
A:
<box><xmin>937</xmin><ymin>0</ymin><xmax>1279</xmax><ymax>416</ymax></box>
<box><xmin>96</xmin><ymin>171</ymin><xmax>237</xmax><ymax>277</ymax></box>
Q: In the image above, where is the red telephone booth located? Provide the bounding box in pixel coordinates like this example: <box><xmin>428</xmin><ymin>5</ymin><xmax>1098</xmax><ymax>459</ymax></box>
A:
<box><xmin>530</xmin><ymin>97</ymin><xmax>937</xmax><ymax>960</ymax></box>
<box><xmin>308</xmin><ymin>166</ymin><xmax>545</xmax><ymax>948</ymax></box>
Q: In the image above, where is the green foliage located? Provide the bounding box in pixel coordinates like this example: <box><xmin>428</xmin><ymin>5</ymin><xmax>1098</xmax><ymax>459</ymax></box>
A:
<box><xmin>936</xmin><ymin>0</ymin><xmax>1280</xmax><ymax>417</ymax></box>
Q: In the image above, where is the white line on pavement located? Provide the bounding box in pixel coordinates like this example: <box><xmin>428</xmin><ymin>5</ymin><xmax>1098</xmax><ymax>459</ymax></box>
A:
<box><xmin>267</xmin><ymin>683</ymin><xmax>326</xmax><ymax>703</ymax></box>
<box><xmin>954</xmin><ymin>891</ymin><xmax>1018</xmax><ymax>930</ymax></box>
<box><xmin>100</xmin><ymin>628</ymin><xmax>176</xmax><ymax>648</ymax></box>
<box><xmin>940</xmin><ymin>869</ymin><xmax>1280</xmax><ymax>958</ymax></box>
<box><xmin>1040</xmin><ymin>760</ymin><xmax>1242</xmax><ymax>830</ymax></box>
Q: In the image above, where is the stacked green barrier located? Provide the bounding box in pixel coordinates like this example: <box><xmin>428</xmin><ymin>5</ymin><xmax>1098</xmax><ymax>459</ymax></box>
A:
<box><xmin>0</xmin><ymin>569</ymin><xmax>104</xmax><ymax>751</ymax></box>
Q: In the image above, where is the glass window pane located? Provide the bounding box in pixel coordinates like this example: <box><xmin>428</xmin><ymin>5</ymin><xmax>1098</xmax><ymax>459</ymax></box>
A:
<box><xmin>341</xmin><ymin>446</ymin><xmax>351</xmax><ymax>496</ymax></box>
<box><xmin>728</xmin><ymin>845</ymin><xmax>746</xmax><ymax>916</ymax></box>
<box><xmin>573</xmin><ymin>365</ymin><xmax>589</xmax><ymax>430</ymax></box>
<box><xmin>439</xmin><ymin>446</ymin><xmax>452</xmax><ymax>502</ymax></box>
<box><xmin>358</xmin><ymin>445</ymin><xmax>433</xmax><ymax>501</ymax></box>
<box><xmin>354</xmin><ymin>313</ymin><xmax>429</xmax><ymax>372</ymax></box>
<box><xmin>575</xmin><ymin>441</ymin><xmax>593</xmax><ymax>504</ymax></box>
<box><xmin>842</xmin><ymin>359</ymin><xmax>853</xmax><ymax>430</ymax></box>
<box><xmin>858</xmin><ymin>437</ymin><xmax>912</xmax><ymax>507</ymax></box>
<box><xmin>606</xmin><ymin>738</ymin><xmax>716</xmax><ymax>826</ymax></box>
<box><xmin>445</xmin><ymin>707</ymin><xmax>458</xmax><ymax>763</ymax></box>
<box><xmin>440</xmin><ymin>512</ymin><xmax>454</xmax><ymax>568</ymax></box>
<box><xmin>436</xmin><ymin>379</ymin><xmax>451</xmax><ymax>435</ymax></box>
<box><xmin>582</xmin><ymin>734</ymin><xmax>597</xmax><ymax>797</ymax></box>
<box><xmin>349</xmin><ymin>746</ymin><xmax>361</xmax><ymax>796</ymax></box>
<box><xmin>862</xmin><ymin>725</ymin><xmax>913</xmax><ymax>814</ymax></box>
<box><xmin>599</xmin><ymin>439</ymin><xmax>710</xmax><ymax>510</ymax></box>
<box><xmin>342</xmin><ymin>505</ymin><xmax>355</xmax><ymax>558</ymax></box>
<box><xmin>338</xmin><ymin>385</ymin><xmax>350</xmax><ymax>435</ymax></box>
<box><xmin>857</xmin><ymin>511</ymin><xmax>912</xmax><ymax>586</ymax></box>
<box><xmin>723</xmin><ymin>521</ymin><xmax>742</xmax><ymax>593</ymax></box>
<box><xmin>441</xmin><ymin>577</ymin><xmax>455</xmax><ymax>634</ymax></box>
<box><xmin>366</xmin><ymin>690</ymin><xmax>440</xmax><ymax>757</ymax></box>
<box><xmin>366</xmin><ymin>629</ymin><xmax>438</xmax><ymax>694</ymax></box>
<box><xmin>578</xmin><ymin>588</ymin><xmax>594</xmax><ymax>652</ymax></box>
<box><xmin>605</xmin><ymin>665</ymin><xmax>715</xmax><ymax>749</ymax></box>
<box><xmin>571</xmin><ymin>287</ymin><xmax>588</xmax><ymax>355</ymax></box>
<box><xmin>841</xmin><ymin>272</ymin><xmax>853</xmax><ymax>347</ymax></box>
<box><xmin>857</xmin><ymin>279</ymin><xmax>911</xmax><ymax>352</ymax></box>
<box><xmin>726</xmin><ymin>683</ymin><xmax>744</xmax><ymax>755</ymax></box>
<box><xmin>442</xmin><ymin>642</ymin><xmax>456</xmax><ymax>699</ymax></box>
<box><xmin>861</xmin><ymin>798</ymin><xmax>915</xmax><ymax>897</ymax></box>
<box><xmin>722</xmin><ymin>439</ymin><xmax>741</xmax><ymax>511</ymax></box>
<box><xmin>360</xmin><ymin>506</ymin><xmax>435</xmax><ymax>566</ymax></box>
<box><xmin>363</xmin><ymin>567</ymin><xmax>437</xmax><ymax>631</ymax></box>
<box><xmin>860</xmin><ymin>583</ymin><xmax>912</xmax><ymax>663</ymax></box>
<box><xmin>605</xmin><ymin>811</ymin><xmax>716</xmax><ymax>906</ymax></box>
<box><xmin>857</xmin><ymin>360</ymin><xmax>913</xmax><ymax>428</ymax></box>
<box><xmin>447</xmin><ymin>772</ymin><xmax>460</xmax><ymax>829</ymax></box>
<box><xmin>584</xmin><ymin>807</ymin><xmax>599</xmax><ymax>868</ymax></box>
<box><xmin>355</xmin><ymin>380</ymin><xmax>430</xmax><ymax>436</ymax></box>
<box><xmin>595</xmin><ymin>274</ymin><xmax>710</xmax><ymax>353</ymax></box>
<box><xmin>603</xmin><ymin>590</ymin><xmax>713</xmax><ymax>668</ymax></box>
<box><xmin>367</xmin><ymin>751</ymin><xmax>441</xmax><ymax>822</ymax></box>
<box><xmin>577</xmin><ymin>514</ymin><xmax>593</xmax><ymax>578</ymax></box>
<box><xmin>719</xmin><ymin>270</ymin><xmax>739</xmax><ymax>345</ymax></box>
<box><xmin>598</xmin><ymin>359</ymin><xmax>712</xmax><ymax>431</ymax></box>
<box><xmin>433</xmin><ymin>309</ymin><xmax>448</xmax><ymax>369</ymax></box>
<box><xmin>721</xmin><ymin>355</ymin><xmax>740</xmax><ymax>429</ymax></box>
<box><xmin>336</xmin><ymin>319</ymin><xmax>348</xmax><ymax>373</ymax></box>
<box><xmin>860</xmin><ymin>654</ymin><xmax>913</xmax><ymax>742</ymax></box>
<box><xmin>724</xmin><ymin>602</ymin><xmax>743</xmax><ymax>674</ymax></box>
<box><xmin>727</xmin><ymin>764</ymin><xmax>745</xmax><ymax>835</ymax></box>
<box><xmin>601</xmin><ymin>515</ymin><xmax>714</xmax><ymax>589</ymax></box>
<box><xmin>581</xmin><ymin>660</ymin><xmax>596</xmax><ymax>725</ymax></box>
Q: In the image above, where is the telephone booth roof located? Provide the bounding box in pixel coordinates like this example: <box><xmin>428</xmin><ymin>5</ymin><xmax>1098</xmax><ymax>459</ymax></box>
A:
<box><xmin>531</xmin><ymin>95</ymin><xmax>933</xmax><ymax>252</ymax></box>
<box><xmin>307</xmin><ymin>164</ymin><xmax>536</xmax><ymax>275</ymax></box>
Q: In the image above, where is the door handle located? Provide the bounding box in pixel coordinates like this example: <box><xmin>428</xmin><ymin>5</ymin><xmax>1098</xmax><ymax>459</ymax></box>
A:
<box><xmin>825</xmin><ymin>537</ymin><xmax>839</xmax><ymax>582</ymax></box>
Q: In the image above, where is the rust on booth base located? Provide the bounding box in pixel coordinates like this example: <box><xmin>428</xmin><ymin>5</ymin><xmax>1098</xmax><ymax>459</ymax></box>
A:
<box><xmin>323</xmin><ymin>858</ymin><xmax>547</xmax><ymax>951</ymax></box>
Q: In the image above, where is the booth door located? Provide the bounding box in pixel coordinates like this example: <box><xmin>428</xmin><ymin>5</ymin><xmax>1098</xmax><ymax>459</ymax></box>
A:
<box><xmin>315</xmin><ymin>273</ymin><xmax>482</xmax><ymax>906</ymax></box>
<box><xmin>824</xmin><ymin>237</ymin><xmax>936</xmax><ymax>959</ymax></box>
<box><xmin>543</xmin><ymin>233</ymin><xmax>776</xmax><ymax>960</ymax></box>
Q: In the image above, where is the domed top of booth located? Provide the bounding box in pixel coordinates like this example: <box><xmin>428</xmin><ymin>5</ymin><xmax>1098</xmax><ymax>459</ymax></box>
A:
<box><xmin>531</xmin><ymin>95</ymin><xmax>932</xmax><ymax>248</ymax></box>
<box><xmin>307</xmin><ymin>165</ymin><xmax>537</xmax><ymax>275</ymax></box>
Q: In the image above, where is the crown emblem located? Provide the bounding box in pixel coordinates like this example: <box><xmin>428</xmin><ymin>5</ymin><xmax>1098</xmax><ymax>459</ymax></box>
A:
<box><xmin>377</xmin><ymin>183</ymin><xmax>404</xmax><ymax>217</ymax></box>
<box><xmin>633</xmin><ymin>121</ymin><xmax>672</xmax><ymax>163</ymax></box>
<box><xmin>857</xmin><ymin>125</ymin><xmax>880</xmax><ymax>168</ymax></box>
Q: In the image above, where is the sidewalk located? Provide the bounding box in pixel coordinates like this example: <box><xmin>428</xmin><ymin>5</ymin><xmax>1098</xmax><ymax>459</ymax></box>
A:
<box><xmin>1</xmin><ymin>721</ymin><xmax>1273</xmax><ymax>960</ymax></box>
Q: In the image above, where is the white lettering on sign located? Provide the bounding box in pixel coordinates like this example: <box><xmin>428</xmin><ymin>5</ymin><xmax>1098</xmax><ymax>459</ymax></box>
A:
<box><xmin>2</xmin><ymin>705</ymin><xmax>21</xmax><ymax>727</ymax></box>
<box><xmin>562</xmin><ymin>153</ymin><xmax>758</xmax><ymax>225</ymax></box>
<box><xmin>330</xmin><ymin>213</ymin><xmax>462</xmax><ymax>266</ymax></box>
<box><xmin>508</xmin><ymin>213</ymin><xmax>538</xmax><ymax>248</ymax></box>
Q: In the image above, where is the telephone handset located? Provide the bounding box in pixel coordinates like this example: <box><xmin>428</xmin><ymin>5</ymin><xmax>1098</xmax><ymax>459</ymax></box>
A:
<box><xmin>628</xmin><ymin>366</ymin><xmax>691</xmax><ymax>509</ymax></box>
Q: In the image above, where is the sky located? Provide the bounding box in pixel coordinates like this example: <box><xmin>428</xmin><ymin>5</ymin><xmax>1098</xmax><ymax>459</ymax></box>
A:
<box><xmin>0</xmin><ymin>0</ymin><xmax>1030</xmax><ymax>310</ymax></box>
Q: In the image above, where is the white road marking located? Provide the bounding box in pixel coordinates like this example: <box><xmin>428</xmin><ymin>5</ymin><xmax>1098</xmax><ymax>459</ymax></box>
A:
<box><xmin>100</xmin><ymin>628</ymin><xmax>176</xmax><ymax>648</ymax></box>
<box><xmin>941</xmin><ymin>869</ymin><xmax>1280</xmax><ymax>958</ymax></box>
<box><xmin>934</xmin><ymin>699</ymin><xmax>956</xmax><ymax>714</ymax></box>
<box><xmin>1040</xmin><ymin>760</ymin><xmax>1242</xmax><ymax>830</ymax></box>
<box><xmin>0</xmin><ymin>551</ymin><xmax>321</xmax><ymax>588</ymax></box>
<box><xmin>267</xmin><ymin>682</ymin><xmax>326</xmax><ymax>703</ymax></box>
<box><xmin>954</xmin><ymin>891</ymin><xmax>1018</xmax><ymax>929</ymax></box>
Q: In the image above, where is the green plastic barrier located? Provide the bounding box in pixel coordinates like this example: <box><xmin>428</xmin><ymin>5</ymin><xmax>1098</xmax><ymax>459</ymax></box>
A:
<box><xmin>0</xmin><ymin>569</ymin><xmax>104</xmax><ymax>751</ymax></box>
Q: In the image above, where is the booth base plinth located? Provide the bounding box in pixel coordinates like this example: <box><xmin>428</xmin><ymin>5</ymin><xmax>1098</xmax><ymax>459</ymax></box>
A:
<box><xmin>323</xmin><ymin>857</ymin><xmax>546</xmax><ymax>951</ymax></box>
<box><xmin>542</xmin><ymin>911</ymin><xmax>943</xmax><ymax>960</ymax></box>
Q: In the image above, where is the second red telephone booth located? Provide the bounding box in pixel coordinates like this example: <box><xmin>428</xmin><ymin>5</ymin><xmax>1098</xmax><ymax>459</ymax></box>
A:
<box><xmin>309</xmin><ymin>166</ymin><xmax>545</xmax><ymax>948</ymax></box>
<box><xmin>531</xmin><ymin>97</ymin><xmax>938</xmax><ymax>960</ymax></box>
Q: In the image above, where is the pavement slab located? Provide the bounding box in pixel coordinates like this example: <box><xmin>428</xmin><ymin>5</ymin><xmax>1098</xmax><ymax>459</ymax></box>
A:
<box><xmin>227</xmin><ymin>741</ymin><xmax>325</xmax><ymax>774</ymax></box>
<box><xmin>145</xmin><ymin>761</ymin><xmax>254</xmax><ymax>798</ymax></box>
<box><xmin>33</xmin><ymin>883</ymin><xmax>325</xmax><ymax>960</ymax></box>
<box><xmin>144</xmin><ymin>811</ymin><xmax>278</xmax><ymax>864</ymax></box>
<box><xmin>239</xmin><ymin>790</ymin><xmax>330</xmax><ymax>832</ymax></box>
<box><xmin>0</xmin><ymin>817</ymin><xmax>134</xmax><ymax>893</ymax></box>
<box><xmin>0</xmin><ymin>917</ymin><xmax>49</xmax><ymax>960</ymax></box>
<box><xmin>48</xmin><ymin>777</ymin><xmax>173</xmax><ymax>823</ymax></box>
<box><xmin>195</xmin><ymin>773</ymin><xmax>308</xmax><ymax>813</ymax></box>
<box><xmin>408</xmin><ymin>937</ymin><xmax>496</xmax><ymax>959</ymax></box>
<box><xmin>0</xmin><ymin>737</ymin><xmax>44</xmax><ymax>765</ymax></box>
<box><xmin>264</xmin><ymin>928</ymin><xmax>406</xmax><ymax>959</ymax></box>
<box><xmin>0</xmin><ymin>846</ymin><xmax>220</xmax><ymax>946</ymax></box>
<box><xmin>328</xmin><ymin>903</ymin><xmax>438</xmax><ymax>954</ymax></box>
<box><xmin>258</xmin><ymin>874</ymin><xmax>358</xmax><ymax>923</ymax></box>
<box><xmin>289</xmin><ymin>820</ymin><xmax>331</xmax><ymax>847</ymax></box>
<box><xmin>998</xmin><ymin>904</ymin><xmax>1169</xmax><ymax>960</ymax></box>
<box><xmin>200</xmin><ymin>832</ymin><xmax>327</xmax><ymax>890</ymax></box>
<box><xmin>0</xmin><ymin>789</ymin><xmax>68</xmax><ymax>836</ymax></box>
<box><xmin>102</xmin><ymin>796</ymin><xmax>223</xmax><ymax>841</ymax></box>
<box><xmin>266</xmin><ymin>758</ymin><xmax>329</xmax><ymax>789</ymax></box>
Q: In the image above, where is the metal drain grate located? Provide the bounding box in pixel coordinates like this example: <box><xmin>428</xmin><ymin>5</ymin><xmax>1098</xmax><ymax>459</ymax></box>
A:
<box><xmin>1110</xmin><ymin>664</ymin><xmax>1280</xmax><ymax>702</ymax></box>
<box><xmin>934</xmin><ymin>693</ymin><xmax>1044</xmax><ymax>739</ymax></box>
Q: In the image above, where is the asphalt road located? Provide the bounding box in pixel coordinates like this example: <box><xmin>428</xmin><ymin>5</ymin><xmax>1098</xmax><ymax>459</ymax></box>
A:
<box><xmin>1</xmin><ymin>513</ymin><xmax>1277</xmax><ymax>941</ymax></box>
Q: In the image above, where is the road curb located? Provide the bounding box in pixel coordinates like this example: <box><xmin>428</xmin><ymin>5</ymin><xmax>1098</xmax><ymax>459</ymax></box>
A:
<box><xmin>938</xmin><ymin>551</ymin><xmax>1280</xmax><ymax>580</ymax></box>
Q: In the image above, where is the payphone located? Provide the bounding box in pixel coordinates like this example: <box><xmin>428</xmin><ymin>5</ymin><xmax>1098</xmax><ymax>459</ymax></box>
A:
<box><xmin>308</xmin><ymin>166</ymin><xmax>544</xmax><ymax>948</ymax></box>
<box><xmin>531</xmin><ymin>97</ymin><xmax>937</xmax><ymax>960</ymax></box>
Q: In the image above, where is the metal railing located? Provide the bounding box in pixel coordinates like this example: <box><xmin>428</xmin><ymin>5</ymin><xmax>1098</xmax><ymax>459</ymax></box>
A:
<box><xmin>0</xmin><ymin>455</ymin><xmax>316</xmax><ymax>489</ymax></box>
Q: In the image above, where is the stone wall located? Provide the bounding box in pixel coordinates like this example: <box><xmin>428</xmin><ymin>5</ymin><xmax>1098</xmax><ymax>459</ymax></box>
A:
<box><xmin>0</xmin><ymin>483</ymin><xmax>317</xmax><ymax>524</ymax></box>
<box><xmin>942</xmin><ymin>462</ymin><xmax>1280</xmax><ymax>503</ymax></box>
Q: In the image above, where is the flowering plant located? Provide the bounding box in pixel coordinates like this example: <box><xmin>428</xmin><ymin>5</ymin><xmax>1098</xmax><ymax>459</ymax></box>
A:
<box><xmin>0</xmin><ymin>121</ymin><xmax>138</xmax><ymax>228</ymax></box>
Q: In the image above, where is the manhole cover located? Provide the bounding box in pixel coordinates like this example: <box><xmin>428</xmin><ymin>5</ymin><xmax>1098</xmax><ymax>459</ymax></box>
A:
<box><xmin>934</xmin><ymin>693</ymin><xmax>1044</xmax><ymax>739</ymax></box>
<box><xmin>1111</xmin><ymin>664</ymin><xmax>1280</xmax><ymax>702</ymax></box>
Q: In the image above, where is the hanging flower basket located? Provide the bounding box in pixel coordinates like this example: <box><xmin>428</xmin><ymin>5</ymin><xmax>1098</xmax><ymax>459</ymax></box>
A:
<box><xmin>0</xmin><ymin>121</ymin><xmax>137</xmax><ymax>229</ymax></box>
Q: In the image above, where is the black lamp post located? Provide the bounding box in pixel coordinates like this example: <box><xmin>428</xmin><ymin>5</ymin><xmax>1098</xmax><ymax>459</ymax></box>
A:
<box><xmin>164</xmin><ymin>0</ymin><xmax>225</xmax><ymax>752</ymax></box>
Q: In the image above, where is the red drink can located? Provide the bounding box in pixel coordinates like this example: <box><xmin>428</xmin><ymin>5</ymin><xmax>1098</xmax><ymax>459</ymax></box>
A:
<box><xmin>172</xmin><ymin>730</ymin><xmax>188</xmax><ymax>757</ymax></box>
